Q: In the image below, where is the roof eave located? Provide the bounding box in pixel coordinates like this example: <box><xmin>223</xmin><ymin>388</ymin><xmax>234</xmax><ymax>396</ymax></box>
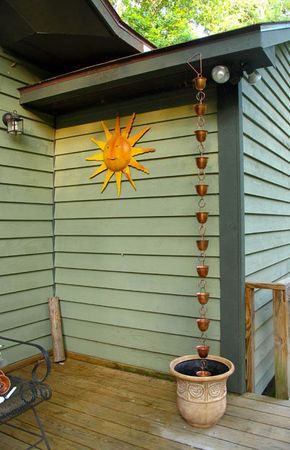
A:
<box><xmin>90</xmin><ymin>0</ymin><xmax>155</xmax><ymax>52</ymax></box>
<box><xmin>19</xmin><ymin>22</ymin><xmax>290</xmax><ymax>114</ymax></box>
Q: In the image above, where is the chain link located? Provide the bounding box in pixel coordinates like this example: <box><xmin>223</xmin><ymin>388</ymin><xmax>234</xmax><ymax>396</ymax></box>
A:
<box><xmin>194</xmin><ymin>63</ymin><xmax>211</xmax><ymax>361</ymax></box>
<box><xmin>199</xmin><ymin>224</ymin><xmax>206</xmax><ymax>237</ymax></box>
<box><xmin>198</xmin><ymin>279</ymin><xmax>207</xmax><ymax>290</ymax></box>
<box><xmin>198</xmin><ymin>171</ymin><xmax>206</xmax><ymax>181</ymax></box>
<box><xmin>198</xmin><ymin>198</ymin><xmax>206</xmax><ymax>209</ymax></box>
<box><xmin>196</xmin><ymin>91</ymin><xmax>205</xmax><ymax>102</ymax></box>
<box><xmin>199</xmin><ymin>305</ymin><xmax>207</xmax><ymax>317</ymax></box>
<box><xmin>197</xmin><ymin>116</ymin><xmax>205</xmax><ymax>128</ymax></box>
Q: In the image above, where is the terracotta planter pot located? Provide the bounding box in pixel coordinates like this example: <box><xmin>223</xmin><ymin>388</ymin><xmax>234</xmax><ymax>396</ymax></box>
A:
<box><xmin>195</xmin><ymin>156</ymin><xmax>208</xmax><ymax>170</ymax></box>
<box><xmin>169</xmin><ymin>355</ymin><xmax>235</xmax><ymax>428</ymax></box>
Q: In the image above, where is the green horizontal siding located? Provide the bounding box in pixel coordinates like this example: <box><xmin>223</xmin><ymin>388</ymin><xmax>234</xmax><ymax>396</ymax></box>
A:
<box><xmin>55</xmin><ymin>217</ymin><xmax>220</xmax><ymax>236</ymax></box>
<box><xmin>55</xmin><ymin>235</ymin><xmax>220</xmax><ymax>256</ymax></box>
<box><xmin>242</xmin><ymin>43</ymin><xmax>290</xmax><ymax>393</ymax></box>
<box><xmin>55</xmin><ymin>98</ymin><xmax>220</xmax><ymax>373</ymax></box>
<box><xmin>0</xmin><ymin>48</ymin><xmax>54</xmax><ymax>364</ymax></box>
<box><xmin>55</xmin><ymin>268</ymin><xmax>220</xmax><ymax>298</ymax></box>
<box><xmin>56</xmin><ymin>284</ymin><xmax>220</xmax><ymax>318</ymax></box>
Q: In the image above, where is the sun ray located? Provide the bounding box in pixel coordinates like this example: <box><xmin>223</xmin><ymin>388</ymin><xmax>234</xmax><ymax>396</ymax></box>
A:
<box><xmin>123</xmin><ymin>166</ymin><xmax>136</xmax><ymax>190</ymax></box>
<box><xmin>89</xmin><ymin>162</ymin><xmax>107</xmax><ymax>178</ymax></box>
<box><xmin>101</xmin><ymin>169</ymin><xmax>114</xmax><ymax>192</ymax></box>
<box><xmin>86</xmin><ymin>114</ymin><xmax>155</xmax><ymax>196</ymax></box>
<box><xmin>128</xmin><ymin>126</ymin><xmax>150</xmax><ymax>146</ymax></box>
<box><xmin>129</xmin><ymin>157</ymin><xmax>149</xmax><ymax>174</ymax></box>
<box><xmin>91</xmin><ymin>138</ymin><xmax>106</xmax><ymax>150</ymax></box>
<box><xmin>86</xmin><ymin>152</ymin><xmax>104</xmax><ymax>162</ymax></box>
<box><xmin>115</xmin><ymin>171</ymin><xmax>122</xmax><ymax>196</ymax></box>
<box><xmin>131</xmin><ymin>147</ymin><xmax>155</xmax><ymax>157</ymax></box>
<box><xmin>115</xmin><ymin>116</ymin><xmax>121</xmax><ymax>135</ymax></box>
<box><xmin>101</xmin><ymin>121</ymin><xmax>112</xmax><ymax>141</ymax></box>
<box><xmin>122</xmin><ymin>113</ymin><xmax>136</xmax><ymax>139</ymax></box>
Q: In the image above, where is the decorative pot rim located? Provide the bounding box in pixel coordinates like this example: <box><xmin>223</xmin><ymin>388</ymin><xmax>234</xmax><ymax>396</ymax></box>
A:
<box><xmin>169</xmin><ymin>354</ymin><xmax>235</xmax><ymax>382</ymax></box>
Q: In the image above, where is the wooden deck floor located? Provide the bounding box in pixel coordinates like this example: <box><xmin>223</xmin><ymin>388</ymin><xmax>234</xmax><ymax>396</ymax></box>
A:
<box><xmin>2</xmin><ymin>358</ymin><xmax>290</xmax><ymax>449</ymax></box>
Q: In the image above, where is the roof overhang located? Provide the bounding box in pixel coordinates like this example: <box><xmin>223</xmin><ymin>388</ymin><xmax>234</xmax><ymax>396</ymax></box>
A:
<box><xmin>19</xmin><ymin>23</ymin><xmax>290</xmax><ymax>115</ymax></box>
<box><xmin>0</xmin><ymin>0</ymin><xmax>154</xmax><ymax>75</ymax></box>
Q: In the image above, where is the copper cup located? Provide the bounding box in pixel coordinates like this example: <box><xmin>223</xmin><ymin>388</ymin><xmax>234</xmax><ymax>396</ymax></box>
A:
<box><xmin>197</xmin><ymin>318</ymin><xmax>210</xmax><ymax>332</ymax></box>
<box><xmin>195</xmin><ymin>129</ymin><xmax>207</xmax><ymax>142</ymax></box>
<box><xmin>196</xmin><ymin>370</ymin><xmax>212</xmax><ymax>377</ymax></box>
<box><xmin>196</xmin><ymin>239</ymin><xmax>209</xmax><ymax>251</ymax></box>
<box><xmin>195</xmin><ymin>156</ymin><xmax>208</xmax><ymax>170</ymax></box>
<box><xmin>196</xmin><ymin>265</ymin><xmax>209</xmax><ymax>277</ymax></box>
<box><xmin>195</xmin><ymin>184</ymin><xmax>208</xmax><ymax>196</ymax></box>
<box><xmin>194</xmin><ymin>103</ymin><xmax>207</xmax><ymax>116</ymax></box>
<box><xmin>196</xmin><ymin>344</ymin><xmax>210</xmax><ymax>359</ymax></box>
<box><xmin>194</xmin><ymin>76</ymin><xmax>207</xmax><ymax>91</ymax></box>
<box><xmin>196</xmin><ymin>292</ymin><xmax>209</xmax><ymax>304</ymax></box>
<box><xmin>196</xmin><ymin>211</ymin><xmax>208</xmax><ymax>224</ymax></box>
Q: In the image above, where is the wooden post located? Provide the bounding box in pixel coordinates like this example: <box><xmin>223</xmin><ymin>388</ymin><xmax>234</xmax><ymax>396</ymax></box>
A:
<box><xmin>245</xmin><ymin>281</ymin><xmax>289</xmax><ymax>399</ymax></box>
<box><xmin>245</xmin><ymin>284</ymin><xmax>255</xmax><ymax>392</ymax></box>
<box><xmin>48</xmin><ymin>296</ymin><xmax>65</xmax><ymax>363</ymax></box>
<box><xmin>273</xmin><ymin>287</ymin><xmax>288</xmax><ymax>399</ymax></box>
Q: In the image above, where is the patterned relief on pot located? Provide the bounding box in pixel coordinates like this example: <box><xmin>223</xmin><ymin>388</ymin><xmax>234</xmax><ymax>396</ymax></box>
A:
<box><xmin>208</xmin><ymin>382</ymin><xmax>227</xmax><ymax>400</ymax></box>
<box><xmin>177</xmin><ymin>381</ymin><xmax>205</xmax><ymax>401</ymax></box>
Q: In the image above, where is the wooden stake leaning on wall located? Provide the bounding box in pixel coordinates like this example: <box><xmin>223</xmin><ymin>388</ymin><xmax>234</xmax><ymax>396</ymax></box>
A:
<box><xmin>48</xmin><ymin>296</ymin><xmax>65</xmax><ymax>363</ymax></box>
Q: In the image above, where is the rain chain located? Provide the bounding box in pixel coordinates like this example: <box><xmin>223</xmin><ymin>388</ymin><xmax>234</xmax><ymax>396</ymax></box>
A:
<box><xmin>188</xmin><ymin>54</ymin><xmax>211</xmax><ymax>376</ymax></box>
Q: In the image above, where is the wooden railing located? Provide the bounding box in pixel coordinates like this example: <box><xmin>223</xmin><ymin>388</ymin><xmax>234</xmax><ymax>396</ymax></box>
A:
<box><xmin>245</xmin><ymin>281</ymin><xmax>289</xmax><ymax>399</ymax></box>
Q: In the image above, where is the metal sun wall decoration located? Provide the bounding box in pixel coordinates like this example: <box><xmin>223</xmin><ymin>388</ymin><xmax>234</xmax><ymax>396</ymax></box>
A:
<box><xmin>189</xmin><ymin>54</ymin><xmax>212</xmax><ymax>377</ymax></box>
<box><xmin>86</xmin><ymin>113</ymin><xmax>155</xmax><ymax>196</ymax></box>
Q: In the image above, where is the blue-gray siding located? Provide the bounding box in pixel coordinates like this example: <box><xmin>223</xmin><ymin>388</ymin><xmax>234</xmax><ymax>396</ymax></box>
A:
<box><xmin>242</xmin><ymin>43</ymin><xmax>290</xmax><ymax>393</ymax></box>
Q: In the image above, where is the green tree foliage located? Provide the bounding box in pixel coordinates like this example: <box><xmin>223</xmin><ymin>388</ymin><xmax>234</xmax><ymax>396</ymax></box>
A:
<box><xmin>109</xmin><ymin>0</ymin><xmax>289</xmax><ymax>47</ymax></box>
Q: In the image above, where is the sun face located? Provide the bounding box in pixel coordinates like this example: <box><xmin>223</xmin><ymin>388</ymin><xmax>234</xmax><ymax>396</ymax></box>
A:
<box><xmin>86</xmin><ymin>113</ymin><xmax>155</xmax><ymax>196</ymax></box>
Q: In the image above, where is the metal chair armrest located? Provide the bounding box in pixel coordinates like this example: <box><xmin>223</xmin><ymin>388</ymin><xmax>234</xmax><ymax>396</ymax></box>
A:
<box><xmin>0</xmin><ymin>336</ymin><xmax>51</xmax><ymax>382</ymax></box>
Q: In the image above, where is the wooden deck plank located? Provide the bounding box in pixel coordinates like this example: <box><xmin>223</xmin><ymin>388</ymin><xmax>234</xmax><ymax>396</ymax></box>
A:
<box><xmin>3</xmin><ymin>358</ymin><xmax>290</xmax><ymax>450</ymax></box>
<box><xmin>228</xmin><ymin>393</ymin><xmax>290</xmax><ymax>417</ymax></box>
<box><xmin>220</xmin><ymin>414</ymin><xmax>290</xmax><ymax>445</ymax></box>
<box><xmin>48</xmin><ymin>371</ymin><xmax>290</xmax><ymax>449</ymax></box>
<box><xmin>0</xmin><ymin>421</ymin><xmax>44</xmax><ymax>449</ymax></box>
<box><xmin>226</xmin><ymin>404</ymin><xmax>290</xmax><ymax>430</ymax></box>
<box><xmin>45</xmin><ymin>389</ymin><xmax>252</xmax><ymax>450</ymax></box>
<box><xmin>0</xmin><ymin>428</ymin><xmax>31</xmax><ymax>449</ymax></box>
<box><xmin>243</xmin><ymin>392</ymin><xmax>290</xmax><ymax>407</ymax></box>
<box><xmin>16</xmin><ymin>409</ymin><xmax>144</xmax><ymax>450</ymax></box>
<box><xmin>2</xmin><ymin>418</ymin><xmax>89</xmax><ymax>450</ymax></box>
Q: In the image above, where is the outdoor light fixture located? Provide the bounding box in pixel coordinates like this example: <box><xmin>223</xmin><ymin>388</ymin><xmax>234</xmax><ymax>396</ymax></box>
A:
<box><xmin>2</xmin><ymin>110</ymin><xmax>23</xmax><ymax>135</ymax></box>
<box><xmin>245</xmin><ymin>70</ymin><xmax>262</xmax><ymax>85</ymax></box>
<box><xmin>211</xmin><ymin>65</ymin><xmax>230</xmax><ymax>84</ymax></box>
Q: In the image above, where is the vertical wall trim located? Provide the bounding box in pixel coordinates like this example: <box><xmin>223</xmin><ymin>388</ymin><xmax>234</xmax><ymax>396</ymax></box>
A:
<box><xmin>217</xmin><ymin>83</ymin><xmax>246</xmax><ymax>393</ymax></box>
<box><xmin>51</xmin><ymin>119</ymin><xmax>57</xmax><ymax>297</ymax></box>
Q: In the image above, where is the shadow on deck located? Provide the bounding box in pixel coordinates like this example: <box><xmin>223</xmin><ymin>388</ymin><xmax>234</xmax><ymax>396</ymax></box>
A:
<box><xmin>2</xmin><ymin>358</ymin><xmax>290</xmax><ymax>449</ymax></box>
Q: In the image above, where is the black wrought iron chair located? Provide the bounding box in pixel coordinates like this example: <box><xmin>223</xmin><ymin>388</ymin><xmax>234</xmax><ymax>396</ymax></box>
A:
<box><xmin>0</xmin><ymin>336</ymin><xmax>52</xmax><ymax>449</ymax></box>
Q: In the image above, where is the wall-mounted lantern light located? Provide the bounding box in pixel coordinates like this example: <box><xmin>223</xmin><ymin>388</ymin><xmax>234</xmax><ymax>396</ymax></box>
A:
<box><xmin>211</xmin><ymin>65</ymin><xmax>230</xmax><ymax>84</ymax></box>
<box><xmin>2</xmin><ymin>110</ymin><xmax>24</xmax><ymax>135</ymax></box>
